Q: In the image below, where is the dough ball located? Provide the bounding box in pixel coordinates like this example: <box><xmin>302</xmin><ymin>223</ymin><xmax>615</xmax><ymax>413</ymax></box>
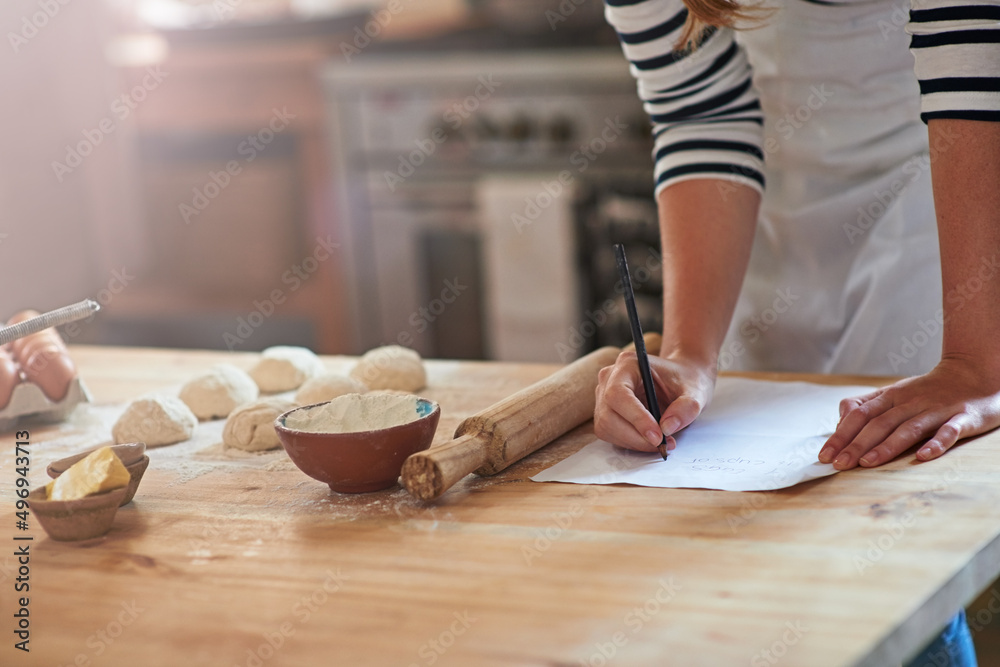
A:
<box><xmin>113</xmin><ymin>394</ymin><xmax>198</xmax><ymax>447</ymax></box>
<box><xmin>223</xmin><ymin>397</ymin><xmax>297</xmax><ymax>452</ymax></box>
<box><xmin>349</xmin><ymin>345</ymin><xmax>426</xmax><ymax>392</ymax></box>
<box><xmin>179</xmin><ymin>364</ymin><xmax>259</xmax><ymax>420</ymax></box>
<box><xmin>248</xmin><ymin>346</ymin><xmax>325</xmax><ymax>393</ymax></box>
<box><xmin>294</xmin><ymin>373</ymin><xmax>367</xmax><ymax>406</ymax></box>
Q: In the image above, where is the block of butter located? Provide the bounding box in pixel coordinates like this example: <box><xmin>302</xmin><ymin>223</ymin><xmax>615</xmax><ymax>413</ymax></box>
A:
<box><xmin>46</xmin><ymin>446</ymin><xmax>130</xmax><ymax>501</ymax></box>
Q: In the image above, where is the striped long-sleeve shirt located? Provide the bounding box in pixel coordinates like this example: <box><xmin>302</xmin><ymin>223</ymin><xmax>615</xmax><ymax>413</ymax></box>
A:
<box><xmin>605</xmin><ymin>0</ymin><xmax>1000</xmax><ymax>195</ymax></box>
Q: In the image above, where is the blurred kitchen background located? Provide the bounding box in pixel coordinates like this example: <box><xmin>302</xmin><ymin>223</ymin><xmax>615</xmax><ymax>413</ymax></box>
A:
<box><xmin>0</xmin><ymin>0</ymin><xmax>661</xmax><ymax>363</ymax></box>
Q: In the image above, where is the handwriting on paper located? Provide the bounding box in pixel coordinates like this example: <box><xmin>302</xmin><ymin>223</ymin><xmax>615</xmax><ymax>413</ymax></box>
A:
<box><xmin>533</xmin><ymin>378</ymin><xmax>878</xmax><ymax>492</ymax></box>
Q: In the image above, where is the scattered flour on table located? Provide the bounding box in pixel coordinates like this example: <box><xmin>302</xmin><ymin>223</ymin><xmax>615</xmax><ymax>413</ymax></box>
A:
<box><xmin>197</xmin><ymin>441</ymin><xmax>286</xmax><ymax>461</ymax></box>
<box><xmin>27</xmin><ymin>402</ymin><xmax>294</xmax><ymax>488</ymax></box>
<box><xmin>262</xmin><ymin>458</ymin><xmax>297</xmax><ymax>472</ymax></box>
<box><xmin>284</xmin><ymin>393</ymin><xmax>421</xmax><ymax>433</ymax></box>
<box><xmin>62</xmin><ymin>401</ymin><xmax>119</xmax><ymax>434</ymax></box>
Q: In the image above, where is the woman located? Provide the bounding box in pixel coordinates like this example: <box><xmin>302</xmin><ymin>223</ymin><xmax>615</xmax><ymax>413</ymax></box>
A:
<box><xmin>594</xmin><ymin>1</ymin><xmax>999</xmax><ymax>664</ymax></box>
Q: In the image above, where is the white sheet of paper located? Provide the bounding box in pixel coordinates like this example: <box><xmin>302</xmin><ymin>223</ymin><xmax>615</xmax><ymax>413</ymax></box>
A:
<box><xmin>532</xmin><ymin>378</ymin><xmax>877</xmax><ymax>492</ymax></box>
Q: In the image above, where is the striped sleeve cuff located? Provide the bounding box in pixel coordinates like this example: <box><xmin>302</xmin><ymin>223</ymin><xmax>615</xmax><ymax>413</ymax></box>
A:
<box><xmin>605</xmin><ymin>0</ymin><xmax>765</xmax><ymax>195</ymax></box>
<box><xmin>652</xmin><ymin>123</ymin><xmax>765</xmax><ymax>196</ymax></box>
<box><xmin>908</xmin><ymin>0</ymin><xmax>1000</xmax><ymax>122</ymax></box>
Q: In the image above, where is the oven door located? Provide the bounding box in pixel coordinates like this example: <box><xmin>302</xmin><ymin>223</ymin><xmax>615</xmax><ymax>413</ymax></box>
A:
<box><xmin>364</xmin><ymin>171</ymin><xmax>583</xmax><ymax>363</ymax></box>
<box><xmin>366</xmin><ymin>174</ymin><xmax>485</xmax><ymax>359</ymax></box>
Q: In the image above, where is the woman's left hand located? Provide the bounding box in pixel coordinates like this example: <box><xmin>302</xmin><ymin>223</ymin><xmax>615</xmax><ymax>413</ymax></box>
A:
<box><xmin>818</xmin><ymin>356</ymin><xmax>1000</xmax><ymax>469</ymax></box>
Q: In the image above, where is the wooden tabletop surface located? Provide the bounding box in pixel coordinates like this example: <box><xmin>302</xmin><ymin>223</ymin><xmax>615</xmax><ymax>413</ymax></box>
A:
<box><xmin>1</xmin><ymin>345</ymin><xmax>998</xmax><ymax>667</ymax></box>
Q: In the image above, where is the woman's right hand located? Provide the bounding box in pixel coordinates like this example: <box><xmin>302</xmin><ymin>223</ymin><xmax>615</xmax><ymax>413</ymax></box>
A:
<box><xmin>594</xmin><ymin>179</ymin><xmax>758</xmax><ymax>453</ymax></box>
<box><xmin>594</xmin><ymin>350</ymin><xmax>717</xmax><ymax>453</ymax></box>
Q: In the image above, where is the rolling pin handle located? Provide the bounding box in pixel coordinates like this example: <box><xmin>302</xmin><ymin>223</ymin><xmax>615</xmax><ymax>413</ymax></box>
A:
<box><xmin>401</xmin><ymin>434</ymin><xmax>488</xmax><ymax>501</ymax></box>
<box><xmin>643</xmin><ymin>332</ymin><xmax>662</xmax><ymax>356</ymax></box>
<box><xmin>624</xmin><ymin>332</ymin><xmax>662</xmax><ymax>357</ymax></box>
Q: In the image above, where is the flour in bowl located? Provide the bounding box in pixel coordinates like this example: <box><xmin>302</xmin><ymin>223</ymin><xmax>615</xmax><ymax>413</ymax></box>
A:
<box><xmin>284</xmin><ymin>393</ymin><xmax>422</xmax><ymax>433</ymax></box>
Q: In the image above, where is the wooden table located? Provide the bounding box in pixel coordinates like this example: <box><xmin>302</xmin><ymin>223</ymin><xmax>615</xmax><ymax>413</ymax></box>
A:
<box><xmin>1</xmin><ymin>346</ymin><xmax>998</xmax><ymax>667</ymax></box>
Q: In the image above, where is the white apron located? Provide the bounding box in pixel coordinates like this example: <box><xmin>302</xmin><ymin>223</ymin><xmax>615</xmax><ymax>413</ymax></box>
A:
<box><xmin>720</xmin><ymin>0</ymin><xmax>943</xmax><ymax>376</ymax></box>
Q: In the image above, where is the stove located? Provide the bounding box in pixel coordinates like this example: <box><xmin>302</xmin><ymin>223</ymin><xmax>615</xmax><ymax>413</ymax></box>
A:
<box><xmin>323</xmin><ymin>48</ymin><xmax>656</xmax><ymax>361</ymax></box>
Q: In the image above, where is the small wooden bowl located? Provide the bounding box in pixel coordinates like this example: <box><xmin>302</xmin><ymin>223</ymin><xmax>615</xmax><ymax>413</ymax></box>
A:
<box><xmin>46</xmin><ymin>443</ymin><xmax>148</xmax><ymax>506</ymax></box>
<box><xmin>275</xmin><ymin>397</ymin><xmax>440</xmax><ymax>493</ymax></box>
<box><xmin>28</xmin><ymin>486</ymin><xmax>127</xmax><ymax>542</ymax></box>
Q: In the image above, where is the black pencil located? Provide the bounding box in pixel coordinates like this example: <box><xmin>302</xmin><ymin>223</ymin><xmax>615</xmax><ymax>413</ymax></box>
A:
<box><xmin>613</xmin><ymin>244</ymin><xmax>668</xmax><ymax>460</ymax></box>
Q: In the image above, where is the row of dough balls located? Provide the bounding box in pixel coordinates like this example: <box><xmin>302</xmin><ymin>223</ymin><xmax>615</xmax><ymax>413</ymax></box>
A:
<box><xmin>111</xmin><ymin>345</ymin><xmax>427</xmax><ymax>452</ymax></box>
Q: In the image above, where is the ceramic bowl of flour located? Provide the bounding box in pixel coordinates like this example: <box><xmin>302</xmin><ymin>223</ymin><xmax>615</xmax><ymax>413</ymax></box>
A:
<box><xmin>274</xmin><ymin>393</ymin><xmax>440</xmax><ymax>493</ymax></box>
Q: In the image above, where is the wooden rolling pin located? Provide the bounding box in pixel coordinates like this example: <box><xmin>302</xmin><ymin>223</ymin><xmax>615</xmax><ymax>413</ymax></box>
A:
<box><xmin>401</xmin><ymin>333</ymin><xmax>661</xmax><ymax>501</ymax></box>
